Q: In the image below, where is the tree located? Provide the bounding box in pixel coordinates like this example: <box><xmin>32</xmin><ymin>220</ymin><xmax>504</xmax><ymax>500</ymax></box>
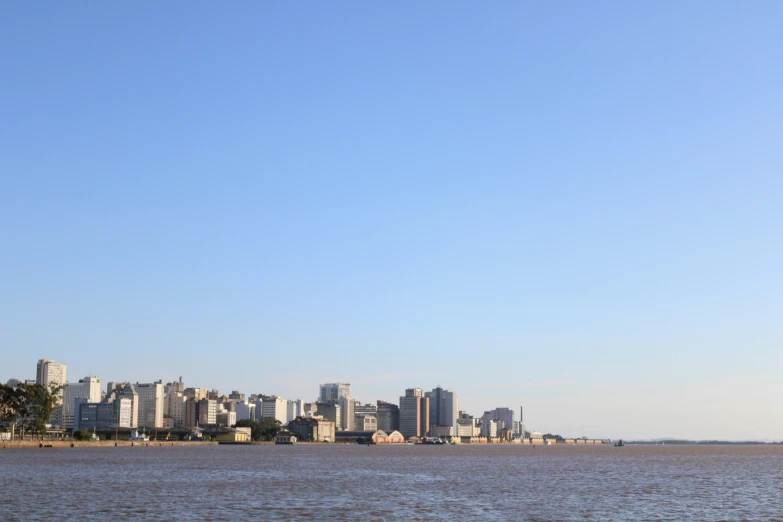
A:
<box><xmin>235</xmin><ymin>418</ymin><xmax>283</xmax><ymax>441</ymax></box>
<box><xmin>73</xmin><ymin>429</ymin><xmax>91</xmax><ymax>441</ymax></box>
<box><xmin>15</xmin><ymin>383</ymin><xmax>62</xmax><ymax>440</ymax></box>
<box><xmin>0</xmin><ymin>384</ymin><xmax>24</xmax><ymax>440</ymax></box>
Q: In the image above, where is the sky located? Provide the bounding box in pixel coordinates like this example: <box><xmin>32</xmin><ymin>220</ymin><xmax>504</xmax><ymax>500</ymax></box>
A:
<box><xmin>1</xmin><ymin>2</ymin><xmax>782</xmax><ymax>441</ymax></box>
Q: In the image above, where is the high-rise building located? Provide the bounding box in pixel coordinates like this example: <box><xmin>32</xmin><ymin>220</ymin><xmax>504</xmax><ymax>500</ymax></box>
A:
<box><xmin>184</xmin><ymin>388</ymin><xmax>209</xmax><ymax>401</ymax></box>
<box><xmin>106</xmin><ymin>383</ymin><xmax>139</xmax><ymax>428</ymax></box>
<box><xmin>425</xmin><ymin>386</ymin><xmax>458</xmax><ymax>436</ymax></box>
<box><xmin>481</xmin><ymin>419</ymin><xmax>498</xmax><ymax>437</ymax></box>
<box><xmin>198</xmin><ymin>399</ymin><xmax>217</xmax><ymax>426</ymax></box>
<box><xmin>164</xmin><ymin>390</ymin><xmax>187</xmax><ymax>428</ymax></box>
<box><xmin>319</xmin><ymin>383</ymin><xmax>351</xmax><ymax>403</ymax></box>
<box><xmin>165</xmin><ymin>377</ymin><xmax>185</xmax><ymax>395</ymax></box>
<box><xmin>338</xmin><ymin>396</ymin><xmax>355</xmax><ymax>432</ymax></box>
<box><xmin>185</xmin><ymin>398</ymin><xmax>217</xmax><ymax>427</ymax></box>
<box><xmin>316</xmin><ymin>402</ymin><xmax>341</xmax><ymax>430</ymax></box>
<box><xmin>260</xmin><ymin>396</ymin><xmax>288</xmax><ymax>424</ymax></box>
<box><xmin>286</xmin><ymin>399</ymin><xmax>304</xmax><ymax>422</ymax></box>
<box><xmin>61</xmin><ymin>377</ymin><xmax>102</xmax><ymax>430</ymax></box>
<box><xmin>235</xmin><ymin>400</ymin><xmax>255</xmax><ymax>422</ymax></box>
<box><xmin>135</xmin><ymin>381</ymin><xmax>164</xmax><ymax>428</ymax></box>
<box><xmin>486</xmin><ymin>407</ymin><xmax>514</xmax><ymax>432</ymax></box>
<box><xmin>36</xmin><ymin>359</ymin><xmax>67</xmax><ymax>400</ymax></box>
<box><xmin>354</xmin><ymin>402</ymin><xmax>377</xmax><ymax>416</ymax></box>
<box><xmin>376</xmin><ymin>401</ymin><xmax>400</xmax><ymax>432</ymax></box>
<box><xmin>399</xmin><ymin>388</ymin><xmax>429</xmax><ymax>439</ymax></box>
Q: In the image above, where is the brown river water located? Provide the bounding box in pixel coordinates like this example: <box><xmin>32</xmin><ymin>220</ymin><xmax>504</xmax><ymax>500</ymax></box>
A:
<box><xmin>1</xmin><ymin>444</ymin><xmax>782</xmax><ymax>520</ymax></box>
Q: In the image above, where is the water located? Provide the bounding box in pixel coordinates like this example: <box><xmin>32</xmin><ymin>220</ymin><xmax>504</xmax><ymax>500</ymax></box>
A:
<box><xmin>1</xmin><ymin>444</ymin><xmax>782</xmax><ymax>520</ymax></box>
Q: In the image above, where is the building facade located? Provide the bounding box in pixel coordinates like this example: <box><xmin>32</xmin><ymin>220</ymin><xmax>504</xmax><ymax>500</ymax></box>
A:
<box><xmin>399</xmin><ymin>388</ymin><xmax>429</xmax><ymax>439</ymax></box>
<box><xmin>338</xmin><ymin>396</ymin><xmax>355</xmax><ymax>432</ymax></box>
<box><xmin>288</xmin><ymin>417</ymin><xmax>336</xmax><ymax>442</ymax></box>
<box><xmin>106</xmin><ymin>383</ymin><xmax>139</xmax><ymax>428</ymax></box>
<box><xmin>319</xmin><ymin>383</ymin><xmax>351</xmax><ymax>402</ymax></box>
<box><xmin>74</xmin><ymin>398</ymin><xmax>132</xmax><ymax>431</ymax></box>
<box><xmin>376</xmin><ymin>401</ymin><xmax>400</xmax><ymax>432</ymax></box>
<box><xmin>425</xmin><ymin>386</ymin><xmax>458</xmax><ymax>436</ymax></box>
<box><xmin>62</xmin><ymin>376</ymin><xmax>102</xmax><ymax>430</ymax></box>
<box><xmin>315</xmin><ymin>402</ymin><xmax>341</xmax><ymax>430</ymax></box>
<box><xmin>135</xmin><ymin>381</ymin><xmax>164</xmax><ymax>428</ymax></box>
<box><xmin>36</xmin><ymin>359</ymin><xmax>67</xmax><ymax>401</ymax></box>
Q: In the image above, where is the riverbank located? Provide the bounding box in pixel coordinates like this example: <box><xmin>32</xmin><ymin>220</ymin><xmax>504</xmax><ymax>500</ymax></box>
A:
<box><xmin>1</xmin><ymin>440</ymin><xmax>218</xmax><ymax>449</ymax></box>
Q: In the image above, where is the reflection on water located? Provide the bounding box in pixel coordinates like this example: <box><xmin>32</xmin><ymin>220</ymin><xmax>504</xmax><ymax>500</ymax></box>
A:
<box><xmin>2</xmin><ymin>444</ymin><xmax>782</xmax><ymax>520</ymax></box>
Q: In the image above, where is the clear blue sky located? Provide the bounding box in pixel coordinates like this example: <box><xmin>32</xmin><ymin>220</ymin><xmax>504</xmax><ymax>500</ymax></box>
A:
<box><xmin>2</xmin><ymin>2</ymin><xmax>781</xmax><ymax>440</ymax></box>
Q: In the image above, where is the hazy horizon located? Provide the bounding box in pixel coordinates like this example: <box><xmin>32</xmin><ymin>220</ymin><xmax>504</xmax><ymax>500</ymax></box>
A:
<box><xmin>2</xmin><ymin>3</ymin><xmax>781</xmax><ymax>441</ymax></box>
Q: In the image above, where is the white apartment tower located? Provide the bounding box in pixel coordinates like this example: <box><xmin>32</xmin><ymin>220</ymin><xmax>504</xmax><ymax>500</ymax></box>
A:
<box><xmin>36</xmin><ymin>359</ymin><xmax>67</xmax><ymax>399</ymax></box>
<box><xmin>164</xmin><ymin>390</ymin><xmax>187</xmax><ymax>428</ymax></box>
<box><xmin>135</xmin><ymin>381</ymin><xmax>164</xmax><ymax>428</ymax></box>
<box><xmin>260</xmin><ymin>396</ymin><xmax>288</xmax><ymax>424</ymax></box>
<box><xmin>339</xmin><ymin>396</ymin><xmax>355</xmax><ymax>432</ymax></box>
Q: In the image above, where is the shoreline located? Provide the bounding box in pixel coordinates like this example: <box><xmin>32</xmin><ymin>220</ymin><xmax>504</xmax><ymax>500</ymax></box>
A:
<box><xmin>1</xmin><ymin>440</ymin><xmax>218</xmax><ymax>449</ymax></box>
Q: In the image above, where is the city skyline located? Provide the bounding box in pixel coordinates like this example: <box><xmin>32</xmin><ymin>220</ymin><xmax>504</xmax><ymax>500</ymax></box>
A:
<box><xmin>2</xmin><ymin>3</ymin><xmax>781</xmax><ymax>442</ymax></box>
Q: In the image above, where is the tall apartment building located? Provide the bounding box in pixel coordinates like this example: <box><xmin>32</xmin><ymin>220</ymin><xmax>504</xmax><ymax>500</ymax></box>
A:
<box><xmin>338</xmin><ymin>396</ymin><xmax>355</xmax><ymax>432</ymax></box>
<box><xmin>486</xmin><ymin>407</ymin><xmax>514</xmax><ymax>432</ymax></box>
<box><xmin>36</xmin><ymin>359</ymin><xmax>67</xmax><ymax>400</ymax></box>
<box><xmin>376</xmin><ymin>401</ymin><xmax>400</xmax><ymax>432</ymax></box>
<box><xmin>319</xmin><ymin>383</ymin><xmax>351</xmax><ymax>402</ymax></box>
<box><xmin>481</xmin><ymin>419</ymin><xmax>498</xmax><ymax>437</ymax></box>
<box><xmin>316</xmin><ymin>402</ymin><xmax>341</xmax><ymax>430</ymax></box>
<box><xmin>260</xmin><ymin>396</ymin><xmax>288</xmax><ymax>424</ymax></box>
<box><xmin>164</xmin><ymin>390</ymin><xmax>187</xmax><ymax>428</ymax></box>
<box><xmin>184</xmin><ymin>388</ymin><xmax>208</xmax><ymax>401</ymax></box>
<box><xmin>62</xmin><ymin>377</ymin><xmax>102</xmax><ymax>430</ymax></box>
<box><xmin>399</xmin><ymin>388</ymin><xmax>429</xmax><ymax>439</ymax></box>
<box><xmin>106</xmin><ymin>383</ymin><xmax>139</xmax><ymax>428</ymax></box>
<box><xmin>135</xmin><ymin>381</ymin><xmax>164</xmax><ymax>428</ymax></box>
<box><xmin>185</xmin><ymin>398</ymin><xmax>217</xmax><ymax>427</ymax></box>
<box><xmin>235</xmin><ymin>400</ymin><xmax>255</xmax><ymax>422</ymax></box>
<box><xmin>164</xmin><ymin>377</ymin><xmax>184</xmax><ymax>395</ymax></box>
<box><xmin>425</xmin><ymin>386</ymin><xmax>458</xmax><ymax>436</ymax></box>
<box><xmin>286</xmin><ymin>399</ymin><xmax>303</xmax><ymax>422</ymax></box>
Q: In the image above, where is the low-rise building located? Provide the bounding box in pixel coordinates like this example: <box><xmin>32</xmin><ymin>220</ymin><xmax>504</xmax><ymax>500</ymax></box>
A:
<box><xmin>74</xmin><ymin>398</ymin><xmax>132</xmax><ymax>431</ymax></box>
<box><xmin>216</xmin><ymin>411</ymin><xmax>236</xmax><ymax>428</ymax></box>
<box><xmin>288</xmin><ymin>417</ymin><xmax>335</xmax><ymax>442</ymax></box>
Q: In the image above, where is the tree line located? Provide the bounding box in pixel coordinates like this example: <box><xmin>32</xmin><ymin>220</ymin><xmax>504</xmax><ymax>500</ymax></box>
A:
<box><xmin>235</xmin><ymin>418</ymin><xmax>282</xmax><ymax>441</ymax></box>
<box><xmin>0</xmin><ymin>383</ymin><xmax>62</xmax><ymax>440</ymax></box>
